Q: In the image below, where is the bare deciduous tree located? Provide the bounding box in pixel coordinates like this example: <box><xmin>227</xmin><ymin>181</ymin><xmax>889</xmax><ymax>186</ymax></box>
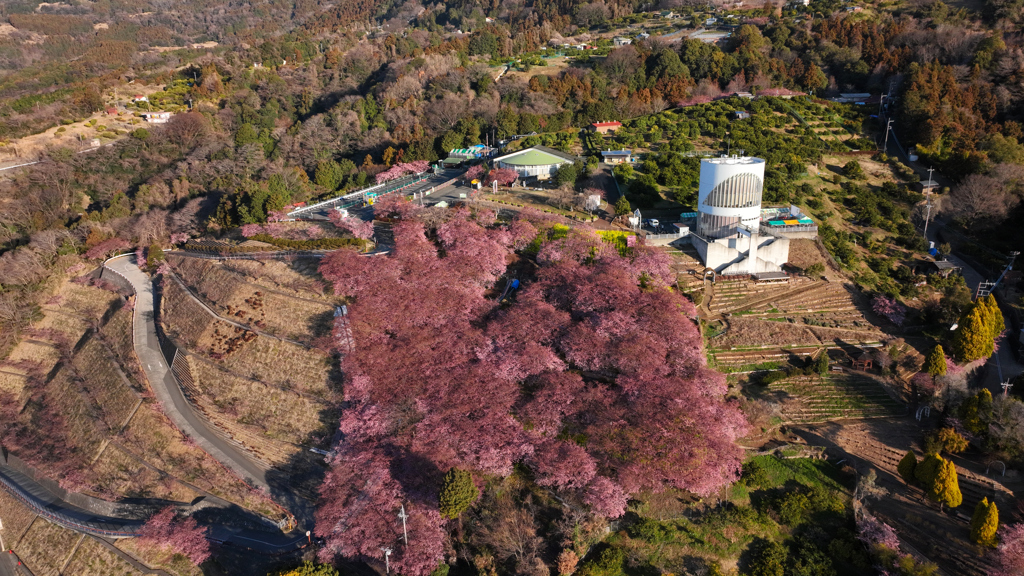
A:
<box><xmin>425</xmin><ymin>93</ymin><xmax>466</xmax><ymax>130</ymax></box>
<box><xmin>164</xmin><ymin>112</ymin><xmax>209</xmax><ymax>151</ymax></box>
<box><xmin>473</xmin><ymin>494</ymin><xmax>543</xmax><ymax>572</ymax></box>
<box><xmin>549</xmin><ymin>185</ymin><xmax>578</xmax><ymax>211</ymax></box>
<box><xmin>947</xmin><ymin>174</ymin><xmax>1017</xmax><ymax>227</ymax></box>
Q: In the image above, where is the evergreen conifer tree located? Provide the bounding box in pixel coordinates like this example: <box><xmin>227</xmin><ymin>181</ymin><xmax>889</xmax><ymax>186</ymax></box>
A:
<box><xmin>978</xmin><ymin>388</ymin><xmax>994</xmax><ymax>421</ymax></box>
<box><xmin>929</xmin><ymin>458</ymin><xmax>962</xmax><ymax>510</ymax></box>
<box><xmin>438</xmin><ymin>468</ymin><xmax>479</xmax><ymax>519</ymax></box>
<box><xmin>914</xmin><ymin>452</ymin><xmax>944</xmax><ymax>490</ymax></box>
<box><xmin>981</xmin><ymin>294</ymin><xmax>1005</xmax><ymax>339</ymax></box>
<box><xmin>970</xmin><ymin>497</ymin><xmax>1000</xmax><ymax>546</ymax></box>
<box><xmin>815</xmin><ymin>352</ymin><xmax>830</xmax><ymax>375</ymax></box>
<box><xmin>953</xmin><ymin>305</ymin><xmax>995</xmax><ymax>362</ymax></box>
<box><xmin>925</xmin><ymin>345</ymin><xmax>947</xmax><ymax>377</ymax></box>
<box><xmin>147</xmin><ymin>242</ymin><xmax>165</xmax><ymax>269</ymax></box>
<box><xmin>615</xmin><ymin>196</ymin><xmax>631</xmax><ymax>215</ymax></box>
<box><xmin>897</xmin><ymin>450</ymin><xmax>917</xmax><ymax>484</ymax></box>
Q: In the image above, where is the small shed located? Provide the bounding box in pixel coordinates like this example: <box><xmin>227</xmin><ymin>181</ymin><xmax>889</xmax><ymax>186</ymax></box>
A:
<box><xmin>601</xmin><ymin>150</ymin><xmax>633</xmax><ymax>164</ymax></box>
<box><xmin>590</xmin><ymin>121</ymin><xmax>623</xmax><ymax>134</ymax></box>
<box><xmin>753</xmin><ymin>271</ymin><xmax>789</xmax><ymax>283</ymax></box>
<box><xmin>927</xmin><ymin>260</ymin><xmax>962</xmax><ymax>278</ymax></box>
<box><xmin>851</xmin><ymin>350</ymin><xmax>873</xmax><ymax>370</ymax></box>
<box><xmin>733</xmin><ymin>110</ymin><xmax>750</xmax><ymax>120</ymax></box>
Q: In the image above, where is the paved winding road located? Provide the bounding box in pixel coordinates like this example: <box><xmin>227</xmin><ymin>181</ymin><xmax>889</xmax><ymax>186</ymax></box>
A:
<box><xmin>104</xmin><ymin>255</ymin><xmax>277</xmax><ymax>499</ymax></box>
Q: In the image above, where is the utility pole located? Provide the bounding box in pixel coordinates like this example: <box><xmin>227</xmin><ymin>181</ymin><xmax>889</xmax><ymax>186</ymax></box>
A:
<box><xmin>883</xmin><ymin>119</ymin><xmax>894</xmax><ymax>154</ymax></box>
<box><xmin>1002</xmin><ymin>380</ymin><xmax>1013</xmax><ymax>397</ymax></box>
<box><xmin>381</xmin><ymin>548</ymin><xmax>392</xmax><ymax>574</ymax></box>
<box><xmin>398</xmin><ymin>505</ymin><xmax>409</xmax><ymax>546</ymax></box>
<box><xmin>923</xmin><ymin>167</ymin><xmax>935</xmax><ymax>239</ymax></box>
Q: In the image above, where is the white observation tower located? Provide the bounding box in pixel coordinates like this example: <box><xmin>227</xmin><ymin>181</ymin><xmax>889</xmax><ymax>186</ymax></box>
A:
<box><xmin>696</xmin><ymin>156</ymin><xmax>766</xmax><ymax>239</ymax></box>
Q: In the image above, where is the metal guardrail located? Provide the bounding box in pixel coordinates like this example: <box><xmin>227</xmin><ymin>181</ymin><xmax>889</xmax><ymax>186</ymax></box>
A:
<box><xmin>0</xmin><ymin>468</ymin><xmax>142</xmax><ymax>538</ymax></box>
<box><xmin>173</xmin><ymin>249</ymin><xmax>332</xmax><ymax>260</ymax></box>
<box><xmin>287</xmin><ymin>173</ymin><xmax>430</xmax><ymax>217</ymax></box>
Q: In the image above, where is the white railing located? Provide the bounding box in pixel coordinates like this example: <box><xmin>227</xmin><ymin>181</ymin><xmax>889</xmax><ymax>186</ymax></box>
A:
<box><xmin>762</xmin><ymin>225</ymin><xmax>819</xmax><ymax>237</ymax></box>
<box><xmin>287</xmin><ymin>172</ymin><xmax>429</xmax><ymax>217</ymax></box>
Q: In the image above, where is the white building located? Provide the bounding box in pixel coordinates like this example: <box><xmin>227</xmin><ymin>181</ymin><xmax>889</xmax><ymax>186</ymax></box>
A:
<box><xmin>613</xmin><ymin>36</ymin><xmax>632</xmax><ymax>46</ymax></box>
<box><xmin>492</xmin><ymin>146</ymin><xmax>577</xmax><ymax>180</ymax></box>
<box><xmin>692</xmin><ymin>156</ymin><xmax>792</xmax><ymax>275</ymax></box>
<box><xmin>697</xmin><ymin>156</ymin><xmax>765</xmax><ymax>238</ymax></box>
<box><xmin>143</xmin><ymin>111</ymin><xmax>172</xmax><ymax>124</ymax></box>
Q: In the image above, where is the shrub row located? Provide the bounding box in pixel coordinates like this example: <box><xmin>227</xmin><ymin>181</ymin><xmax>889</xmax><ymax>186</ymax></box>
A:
<box><xmin>249</xmin><ymin>234</ymin><xmax>366</xmax><ymax>251</ymax></box>
<box><xmin>183</xmin><ymin>235</ymin><xmax>365</xmax><ymax>254</ymax></box>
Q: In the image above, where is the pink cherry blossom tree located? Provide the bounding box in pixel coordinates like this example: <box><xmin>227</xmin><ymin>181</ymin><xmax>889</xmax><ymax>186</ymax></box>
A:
<box><xmin>84</xmin><ymin>238</ymin><xmax>130</xmax><ymax>260</ymax></box>
<box><xmin>373</xmin><ymin>194</ymin><xmax>420</xmax><ymax>220</ymax></box>
<box><xmin>138</xmin><ymin>507</ymin><xmax>211</xmax><ymax>565</ymax></box>
<box><xmin>485</xmin><ymin>167</ymin><xmax>519</xmax><ymax>186</ymax></box>
<box><xmin>375</xmin><ymin>161</ymin><xmax>431</xmax><ymax>184</ymax></box>
<box><xmin>872</xmin><ymin>295</ymin><xmax>907</xmax><ymax>326</ymax></box>
<box><xmin>464</xmin><ymin>164</ymin><xmax>485</xmax><ymax>182</ymax></box>
<box><xmin>993</xmin><ymin>523</ymin><xmax>1024</xmax><ymax>576</ymax></box>
<box><xmin>315</xmin><ymin>213</ymin><xmax>746</xmax><ymax>574</ymax></box>
<box><xmin>328</xmin><ymin>209</ymin><xmax>375</xmax><ymax>240</ymax></box>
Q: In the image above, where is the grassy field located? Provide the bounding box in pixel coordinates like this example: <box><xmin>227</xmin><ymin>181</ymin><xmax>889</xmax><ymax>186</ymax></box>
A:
<box><xmin>593</xmin><ymin>456</ymin><xmax>863</xmax><ymax>576</ymax></box>
<box><xmin>190</xmin><ymin>355</ymin><xmax>333</xmax><ymax>445</ymax></box>
<box><xmin>162</xmin><ymin>278</ymin><xmax>334</xmax><ymax>395</ymax></box>
<box><xmin>98</xmin><ymin>305</ymin><xmax>146</xmax><ymax>391</ymax></box>
<box><xmin>15</xmin><ymin>519</ymin><xmax>81</xmax><ymax>576</ymax></box>
<box><xmin>171</xmin><ymin>257</ymin><xmax>335</xmax><ymax>342</ymax></box>
<box><xmin>89</xmin><ymin>442</ymin><xmax>201</xmax><ymax>501</ymax></box>
<box><xmin>210</xmin><ymin>335</ymin><xmax>333</xmax><ymax>396</ymax></box>
<box><xmin>47</xmin><ymin>281</ymin><xmax>122</xmax><ymax>320</ymax></box>
<box><xmin>160</xmin><ymin>279</ymin><xmax>224</xmax><ymax>349</ymax></box>
<box><xmin>62</xmin><ymin>536</ymin><xmax>143</xmax><ymax>576</ymax></box>
<box><xmin>0</xmin><ymin>490</ymin><xmax>38</xmax><ymax>544</ymax></box>
<box><xmin>116</xmin><ymin>537</ymin><xmax>203</xmax><ymax>576</ymax></box>
<box><xmin>117</xmin><ymin>403</ymin><xmax>282</xmax><ymax>518</ymax></box>
<box><xmin>71</xmin><ymin>337</ymin><xmax>140</xmax><ymax>432</ymax></box>
<box><xmin>218</xmin><ymin>257</ymin><xmax>331</xmax><ymax>298</ymax></box>
<box><xmin>46</xmin><ymin>365</ymin><xmax>106</xmax><ymax>462</ymax></box>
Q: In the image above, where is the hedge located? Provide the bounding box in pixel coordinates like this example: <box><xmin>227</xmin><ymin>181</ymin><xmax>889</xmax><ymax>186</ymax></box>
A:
<box><xmin>249</xmin><ymin>234</ymin><xmax>366</xmax><ymax>250</ymax></box>
<box><xmin>183</xmin><ymin>236</ymin><xmax>365</xmax><ymax>254</ymax></box>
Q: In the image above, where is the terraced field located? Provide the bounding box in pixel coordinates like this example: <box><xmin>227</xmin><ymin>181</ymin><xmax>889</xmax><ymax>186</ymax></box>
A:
<box><xmin>161</xmin><ymin>275</ymin><xmax>333</xmax><ymax>395</ymax></box>
<box><xmin>168</xmin><ymin>255</ymin><xmax>335</xmax><ymax>343</ymax></box>
<box><xmin>71</xmin><ymin>338</ymin><xmax>141</xmax><ymax>433</ymax></box>
<box><xmin>710</xmin><ymin>276</ymin><xmax>865</xmax><ymax>321</ymax></box>
<box><xmin>767</xmin><ymin>373</ymin><xmax>904</xmax><ymax>423</ymax></box>
<box><xmin>813</xmin><ymin>420</ymin><xmax>1015</xmax><ymax>576</ymax></box>
<box><xmin>170</xmin><ymin>352</ymin><xmax>330</xmax><ymax>467</ymax></box>
<box><xmin>15</xmin><ymin>518</ymin><xmax>82</xmax><ymax>576</ymax></box>
<box><xmin>704</xmin><ymin>273</ymin><xmax>886</xmax><ymax>368</ymax></box>
<box><xmin>62</xmin><ymin>536</ymin><xmax>143</xmax><ymax>576</ymax></box>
